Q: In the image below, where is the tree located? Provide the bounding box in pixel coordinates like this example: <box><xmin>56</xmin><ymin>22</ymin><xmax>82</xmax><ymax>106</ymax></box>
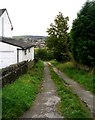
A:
<box><xmin>46</xmin><ymin>12</ymin><xmax>69</xmax><ymax>62</ymax></box>
<box><xmin>71</xmin><ymin>0</ymin><xmax>95</xmax><ymax>67</ymax></box>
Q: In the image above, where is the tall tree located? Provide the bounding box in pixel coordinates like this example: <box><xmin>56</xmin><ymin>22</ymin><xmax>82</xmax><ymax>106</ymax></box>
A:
<box><xmin>71</xmin><ymin>0</ymin><xmax>95</xmax><ymax>67</ymax></box>
<box><xmin>46</xmin><ymin>12</ymin><xmax>69</xmax><ymax>62</ymax></box>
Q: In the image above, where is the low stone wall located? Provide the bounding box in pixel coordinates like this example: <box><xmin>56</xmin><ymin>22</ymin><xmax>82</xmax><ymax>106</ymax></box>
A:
<box><xmin>0</xmin><ymin>61</ymin><xmax>29</xmax><ymax>87</ymax></box>
<box><xmin>74</xmin><ymin>62</ymin><xmax>92</xmax><ymax>72</ymax></box>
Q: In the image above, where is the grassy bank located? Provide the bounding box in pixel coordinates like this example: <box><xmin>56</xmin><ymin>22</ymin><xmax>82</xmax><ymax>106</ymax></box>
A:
<box><xmin>51</xmin><ymin>61</ymin><xmax>93</xmax><ymax>93</ymax></box>
<box><xmin>49</xmin><ymin>66</ymin><xmax>92</xmax><ymax>119</ymax></box>
<box><xmin>2</xmin><ymin>60</ymin><xmax>44</xmax><ymax>120</ymax></box>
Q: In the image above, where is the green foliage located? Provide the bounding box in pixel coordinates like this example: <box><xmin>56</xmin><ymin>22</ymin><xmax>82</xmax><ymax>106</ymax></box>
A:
<box><xmin>71</xmin><ymin>0</ymin><xmax>95</xmax><ymax>67</ymax></box>
<box><xmin>2</xmin><ymin>61</ymin><xmax>28</xmax><ymax>87</ymax></box>
<box><xmin>2</xmin><ymin>60</ymin><xmax>44</xmax><ymax>120</ymax></box>
<box><xmin>35</xmin><ymin>48</ymin><xmax>54</xmax><ymax>61</ymax></box>
<box><xmin>51</xmin><ymin>61</ymin><xmax>93</xmax><ymax>93</ymax></box>
<box><xmin>46</xmin><ymin>12</ymin><xmax>70</xmax><ymax>62</ymax></box>
<box><xmin>49</xmin><ymin>66</ymin><xmax>92</xmax><ymax>118</ymax></box>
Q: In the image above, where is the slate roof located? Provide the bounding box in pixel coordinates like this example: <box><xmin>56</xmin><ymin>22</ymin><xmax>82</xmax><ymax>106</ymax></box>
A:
<box><xmin>0</xmin><ymin>37</ymin><xmax>33</xmax><ymax>49</ymax></box>
<box><xmin>0</xmin><ymin>8</ymin><xmax>13</xmax><ymax>30</ymax></box>
<box><xmin>0</xmin><ymin>9</ymin><xmax>6</xmax><ymax>17</ymax></box>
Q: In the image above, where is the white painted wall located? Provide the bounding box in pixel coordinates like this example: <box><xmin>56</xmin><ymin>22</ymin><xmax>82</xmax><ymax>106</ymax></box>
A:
<box><xmin>0</xmin><ymin>10</ymin><xmax>12</xmax><ymax>37</ymax></box>
<box><xmin>0</xmin><ymin>18</ymin><xmax>2</xmax><ymax>36</ymax></box>
<box><xmin>0</xmin><ymin>42</ymin><xmax>34</xmax><ymax>69</ymax></box>
<box><xmin>19</xmin><ymin>47</ymin><xmax>34</xmax><ymax>62</ymax></box>
<box><xmin>0</xmin><ymin>42</ymin><xmax>18</xmax><ymax>68</ymax></box>
<box><xmin>31</xmin><ymin>47</ymin><xmax>34</xmax><ymax>60</ymax></box>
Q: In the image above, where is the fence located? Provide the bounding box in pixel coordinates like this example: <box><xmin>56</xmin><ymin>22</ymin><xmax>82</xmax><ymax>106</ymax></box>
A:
<box><xmin>0</xmin><ymin>61</ymin><xmax>29</xmax><ymax>87</ymax></box>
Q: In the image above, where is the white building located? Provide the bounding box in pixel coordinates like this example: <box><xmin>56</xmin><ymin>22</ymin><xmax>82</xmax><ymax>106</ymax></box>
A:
<box><xmin>0</xmin><ymin>9</ymin><xmax>34</xmax><ymax>68</ymax></box>
<box><xmin>0</xmin><ymin>38</ymin><xmax>34</xmax><ymax>68</ymax></box>
<box><xmin>0</xmin><ymin>8</ymin><xmax>13</xmax><ymax>37</ymax></box>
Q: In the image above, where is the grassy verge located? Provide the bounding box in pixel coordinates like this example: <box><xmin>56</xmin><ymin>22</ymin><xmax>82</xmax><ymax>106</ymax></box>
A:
<box><xmin>51</xmin><ymin>60</ymin><xmax>93</xmax><ymax>93</ymax></box>
<box><xmin>49</xmin><ymin>65</ymin><xmax>92</xmax><ymax>119</ymax></box>
<box><xmin>2</xmin><ymin>60</ymin><xmax>44</xmax><ymax>120</ymax></box>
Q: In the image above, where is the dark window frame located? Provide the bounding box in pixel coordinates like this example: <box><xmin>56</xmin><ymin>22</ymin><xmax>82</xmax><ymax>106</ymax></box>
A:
<box><xmin>24</xmin><ymin>50</ymin><xmax>27</xmax><ymax>55</ymax></box>
<box><xmin>28</xmin><ymin>48</ymin><xmax>30</xmax><ymax>53</ymax></box>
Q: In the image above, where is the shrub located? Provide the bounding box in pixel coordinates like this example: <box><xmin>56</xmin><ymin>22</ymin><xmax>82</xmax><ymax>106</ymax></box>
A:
<box><xmin>35</xmin><ymin>48</ymin><xmax>54</xmax><ymax>61</ymax></box>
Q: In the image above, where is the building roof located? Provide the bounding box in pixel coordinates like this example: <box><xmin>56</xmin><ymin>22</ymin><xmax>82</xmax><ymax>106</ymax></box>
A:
<box><xmin>0</xmin><ymin>9</ymin><xmax>6</xmax><ymax>17</ymax></box>
<box><xmin>0</xmin><ymin>37</ymin><xmax>33</xmax><ymax>49</ymax></box>
<box><xmin>0</xmin><ymin>8</ymin><xmax>13</xmax><ymax>30</ymax></box>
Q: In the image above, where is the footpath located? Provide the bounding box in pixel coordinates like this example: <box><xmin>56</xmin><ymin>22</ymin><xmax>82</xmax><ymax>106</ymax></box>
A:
<box><xmin>20</xmin><ymin>62</ymin><xmax>63</xmax><ymax>118</ymax></box>
<box><xmin>48</xmin><ymin>62</ymin><xmax>95</xmax><ymax>118</ymax></box>
<box><xmin>19</xmin><ymin>62</ymin><xmax>94</xmax><ymax>119</ymax></box>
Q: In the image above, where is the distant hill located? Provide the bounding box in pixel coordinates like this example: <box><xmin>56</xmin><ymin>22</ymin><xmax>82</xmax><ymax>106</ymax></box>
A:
<box><xmin>13</xmin><ymin>35</ymin><xmax>47</xmax><ymax>41</ymax></box>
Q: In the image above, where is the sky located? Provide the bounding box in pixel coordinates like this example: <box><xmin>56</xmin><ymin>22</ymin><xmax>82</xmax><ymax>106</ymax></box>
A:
<box><xmin>0</xmin><ymin>0</ymin><xmax>87</xmax><ymax>36</ymax></box>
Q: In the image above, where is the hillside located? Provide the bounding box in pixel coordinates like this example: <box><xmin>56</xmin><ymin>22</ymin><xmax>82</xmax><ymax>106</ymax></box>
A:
<box><xmin>13</xmin><ymin>35</ymin><xmax>47</xmax><ymax>41</ymax></box>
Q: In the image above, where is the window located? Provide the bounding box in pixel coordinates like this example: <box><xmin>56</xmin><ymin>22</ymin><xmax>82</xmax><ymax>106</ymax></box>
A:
<box><xmin>24</xmin><ymin>50</ymin><xmax>27</xmax><ymax>55</ymax></box>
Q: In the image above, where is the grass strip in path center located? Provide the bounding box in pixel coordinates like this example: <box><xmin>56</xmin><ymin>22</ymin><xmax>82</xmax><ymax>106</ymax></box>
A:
<box><xmin>49</xmin><ymin>65</ymin><xmax>92</xmax><ymax>119</ymax></box>
<box><xmin>51</xmin><ymin>61</ymin><xmax>93</xmax><ymax>94</ymax></box>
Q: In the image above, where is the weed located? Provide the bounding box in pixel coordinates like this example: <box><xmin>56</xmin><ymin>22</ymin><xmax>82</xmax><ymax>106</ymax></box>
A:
<box><xmin>2</xmin><ymin>60</ymin><xmax>44</xmax><ymax>119</ymax></box>
<box><xmin>49</xmin><ymin>66</ymin><xmax>92</xmax><ymax>119</ymax></box>
<box><xmin>51</xmin><ymin>60</ymin><xmax>93</xmax><ymax>93</ymax></box>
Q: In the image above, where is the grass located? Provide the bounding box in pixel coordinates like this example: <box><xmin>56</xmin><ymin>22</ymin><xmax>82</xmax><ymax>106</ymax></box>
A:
<box><xmin>51</xmin><ymin>60</ymin><xmax>94</xmax><ymax>93</ymax></box>
<box><xmin>49</xmin><ymin>65</ymin><xmax>92</xmax><ymax>119</ymax></box>
<box><xmin>2</xmin><ymin>60</ymin><xmax>44</xmax><ymax>120</ymax></box>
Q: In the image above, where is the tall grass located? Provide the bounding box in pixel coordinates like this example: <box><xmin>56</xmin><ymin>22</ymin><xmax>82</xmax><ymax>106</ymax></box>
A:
<box><xmin>2</xmin><ymin>60</ymin><xmax>44</xmax><ymax>120</ymax></box>
<box><xmin>49</xmin><ymin>66</ymin><xmax>92</xmax><ymax>119</ymax></box>
<box><xmin>51</xmin><ymin>61</ymin><xmax>93</xmax><ymax>93</ymax></box>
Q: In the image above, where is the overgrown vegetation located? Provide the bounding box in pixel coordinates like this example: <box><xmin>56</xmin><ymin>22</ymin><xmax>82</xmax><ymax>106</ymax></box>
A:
<box><xmin>70</xmin><ymin>0</ymin><xmax>95</xmax><ymax>67</ymax></box>
<box><xmin>51</xmin><ymin>61</ymin><xmax>93</xmax><ymax>93</ymax></box>
<box><xmin>2</xmin><ymin>60</ymin><xmax>44</xmax><ymax>120</ymax></box>
<box><xmin>35</xmin><ymin>48</ymin><xmax>54</xmax><ymax>61</ymax></box>
<box><xmin>49</xmin><ymin>66</ymin><xmax>92</xmax><ymax>119</ymax></box>
<box><xmin>46</xmin><ymin>12</ymin><xmax>70</xmax><ymax>62</ymax></box>
<box><xmin>2</xmin><ymin>61</ymin><xmax>28</xmax><ymax>87</ymax></box>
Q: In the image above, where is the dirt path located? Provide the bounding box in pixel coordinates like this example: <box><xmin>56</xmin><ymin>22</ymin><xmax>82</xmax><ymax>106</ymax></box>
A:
<box><xmin>20</xmin><ymin>62</ymin><xmax>63</xmax><ymax>118</ymax></box>
<box><xmin>49</xmin><ymin>62</ymin><xmax>95</xmax><ymax>118</ymax></box>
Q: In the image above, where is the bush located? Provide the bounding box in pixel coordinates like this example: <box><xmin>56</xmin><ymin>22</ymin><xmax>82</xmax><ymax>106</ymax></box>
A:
<box><xmin>35</xmin><ymin>48</ymin><xmax>54</xmax><ymax>61</ymax></box>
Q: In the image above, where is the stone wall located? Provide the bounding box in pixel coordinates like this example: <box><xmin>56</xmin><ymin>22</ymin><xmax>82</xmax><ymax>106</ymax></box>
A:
<box><xmin>0</xmin><ymin>61</ymin><xmax>28</xmax><ymax>87</ymax></box>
